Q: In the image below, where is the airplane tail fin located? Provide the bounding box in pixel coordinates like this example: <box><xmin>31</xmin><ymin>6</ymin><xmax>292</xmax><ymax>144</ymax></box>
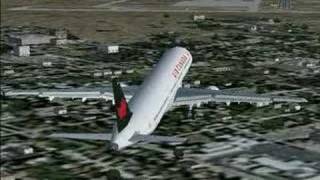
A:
<box><xmin>112</xmin><ymin>79</ymin><xmax>132</xmax><ymax>133</ymax></box>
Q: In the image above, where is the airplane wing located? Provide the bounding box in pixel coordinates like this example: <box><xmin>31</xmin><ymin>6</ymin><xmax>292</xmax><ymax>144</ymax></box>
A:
<box><xmin>3</xmin><ymin>85</ymin><xmax>139</xmax><ymax>102</ymax></box>
<box><xmin>48</xmin><ymin>133</ymin><xmax>112</xmax><ymax>140</ymax></box>
<box><xmin>130</xmin><ymin>134</ymin><xmax>187</xmax><ymax>144</ymax></box>
<box><xmin>3</xmin><ymin>85</ymin><xmax>307</xmax><ymax>106</ymax></box>
<box><xmin>173</xmin><ymin>87</ymin><xmax>308</xmax><ymax>106</ymax></box>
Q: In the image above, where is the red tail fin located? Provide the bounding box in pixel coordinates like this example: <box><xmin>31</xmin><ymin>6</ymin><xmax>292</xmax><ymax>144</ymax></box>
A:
<box><xmin>112</xmin><ymin>79</ymin><xmax>132</xmax><ymax>132</ymax></box>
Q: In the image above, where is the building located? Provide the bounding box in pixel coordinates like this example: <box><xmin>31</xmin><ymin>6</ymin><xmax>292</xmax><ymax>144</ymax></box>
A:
<box><xmin>13</xmin><ymin>45</ymin><xmax>30</xmax><ymax>57</ymax></box>
<box><xmin>208</xmin><ymin>86</ymin><xmax>219</xmax><ymax>90</ymax></box>
<box><xmin>42</xmin><ymin>62</ymin><xmax>52</xmax><ymax>67</ymax></box>
<box><xmin>93</xmin><ymin>72</ymin><xmax>103</xmax><ymax>77</ymax></box>
<box><xmin>51</xmin><ymin>29</ymin><xmax>68</xmax><ymax>39</ymax></box>
<box><xmin>294</xmin><ymin>105</ymin><xmax>302</xmax><ymax>111</ymax></box>
<box><xmin>213</xmin><ymin>67</ymin><xmax>232</xmax><ymax>72</ymax></box>
<box><xmin>193</xmin><ymin>80</ymin><xmax>201</xmax><ymax>86</ymax></box>
<box><xmin>51</xmin><ymin>38</ymin><xmax>67</xmax><ymax>45</ymax></box>
<box><xmin>193</xmin><ymin>15</ymin><xmax>206</xmax><ymax>21</ymax></box>
<box><xmin>279</xmin><ymin>0</ymin><xmax>292</xmax><ymax>9</ymax></box>
<box><xmin>54</xmin><ymin>107</ymin><xmax>68</xmax><ymax>115</ymax></box>
<box><xmin>50</xmin><ymin>29</ymin><xmax>68</xmax><ymax>45</ymax></box>
<box><xmin>3</xmin><ymin>69</ymin><xmax>15</xmax><ymax>76</ymax></box>
<box><xmin>107</xmin><ymin>45</ymin><xmax>119</xmax><ymax>54</ymax></box>
<box><xmin>7</xmin><ymin>32</ymin><xmax>67</xmax><ymax>56</ymax></box>
<box><xmin>125</xmin><ymin>69</ymin><xmax>134</xmax><ymax>74</ymax></box>
<box><xmin>113</xmin><ymin>70</ymin><xmax>122</xmax><ymax>75</ymax></box>
<box><xmin>103</xmin><ymin>70</ymin><xmax>112</xmax><ymax>76</ymax></box>
<box><xmin>8</xmin><ymin>34</ymin><xmax>55</xmax><ymax>46</ymax></box>
<box><xmin>274</xmin><ymin>104</ymin><xmax>282</xmax><ymax>109</ymax></box>
<box><xmin>97</xmin><ymin>45</ymin><xmax>119</xmax><ymax>54</ymax></box>
<box><xmin>264</xmin><ymin>70</ymin><xmax>270</xmax><ymax>75</ymax></box>
<box><xmin>183</xmin><ymin>83</ymin><xmax>191</xmax><ymax>88</ymax></box>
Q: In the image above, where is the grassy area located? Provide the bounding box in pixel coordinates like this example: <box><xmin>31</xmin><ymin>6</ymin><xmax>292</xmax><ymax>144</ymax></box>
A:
<box><xmin>28</xmin><ymin>161</ymin><xmax>79</xmax><ymax>180</ymax></box>
<box><xmin>1</xmin><ymin>0</ymin><xmax>105</xmax><ymax>8</ymax></box>
<box><xmin>1</xmin><ymin>0</ymin><xmax>320</xmax><ymax>43</ymax></box>
<box><xmin>292</xmin><ymin>0</ymin><xmax>320</xmax><ymax>11</ymax></box>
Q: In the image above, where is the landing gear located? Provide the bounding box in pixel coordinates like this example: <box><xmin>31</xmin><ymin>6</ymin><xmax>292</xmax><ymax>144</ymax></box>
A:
<box><xmin>173</xmin><ymin>148</ymin><xmax>184</xmax><ymax>159</ymax></box>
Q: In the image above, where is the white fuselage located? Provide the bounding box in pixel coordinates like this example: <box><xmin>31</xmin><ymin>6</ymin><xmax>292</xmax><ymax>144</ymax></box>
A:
<box><xmin>112</xmin><ymin>47</ymin><xmax>192</xmax><ymax>150</ymax></box>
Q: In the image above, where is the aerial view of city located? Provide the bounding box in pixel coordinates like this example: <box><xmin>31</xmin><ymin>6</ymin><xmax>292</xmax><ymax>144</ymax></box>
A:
<box><xmin>1</xmin><ymin>0</ymin><xmax>320</xmax><ymax>179</ymax></box>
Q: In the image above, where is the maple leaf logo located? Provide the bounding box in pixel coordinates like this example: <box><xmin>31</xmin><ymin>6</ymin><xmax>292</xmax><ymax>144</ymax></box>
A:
<box><xmin>116</xmin><ymin>98</ymin><xmax>128</xmax><ymax>120</ymax></box>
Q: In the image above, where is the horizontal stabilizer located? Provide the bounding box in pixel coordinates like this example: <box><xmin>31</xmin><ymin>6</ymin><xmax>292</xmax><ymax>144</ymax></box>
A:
<box><xmin>48</xmin><ymin>133</ymin><xmax>112</xmax><ymax>141</ymax></box>
<box><xmin>130</xmin><ymin>134</ymin><xmax>187</xmax><ymax>144</ymax></box>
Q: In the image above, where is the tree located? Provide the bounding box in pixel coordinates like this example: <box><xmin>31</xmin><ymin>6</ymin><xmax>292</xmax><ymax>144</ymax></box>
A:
<box><xmin>260</xmin><ymin>118</ymin><xmax>284</xmax><ymax>130</ymax></box>
<box><xmin>301</xmin><ymin>24</ymin><xmax>309</xmax><ymax>30</ymax></box>
<box><xmin>163</xmin><ymin>13</ymin><xmax>170</xmax><ymax>18</ymax></box>
<box><xmin>106</xmin><ymin>169</ymin><xmax>122</xmax><ymax>180</ymax></box>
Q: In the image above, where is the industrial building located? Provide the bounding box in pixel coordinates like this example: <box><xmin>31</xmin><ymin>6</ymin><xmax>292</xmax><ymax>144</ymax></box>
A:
<box><xmin>193</xmin><ymin>15</ymin><xmax>206</xmax><ymax>21</ymax></box>
<box><xmin>97</xmin><ymin>45</ymin><xmax>119</xmax><ymax>54</ymax></box>
<box><xmin>7</xmin><ymin>34</ymin><xmax>54</xmax><ymax>57</ymax></box>
<box><xmin>50</xmin><ymin>29</ymin><xmax>68</xmax><ymax>45</ymax></box>
<box><xmin>13</xmin><ymin>45</ymin><xmax>30</xmax><ymax>56</ymax></box>
<box><xmin>8</xmin><ymin>34</ymin><xmax>55</xmax><ymax>46</ymax></box>
<box><xmin>50</xmin><ymin>29</ymin><xmax>67</xmax><ymax>39</ymax></box>
<box><xmin>108</xmin><ymin>45</ymin><xmax>119</xmax><ymax>54</ymax></box>
<box><xmin>51</xmin><ymin>38</ymin><xmax>67</xmax><ymax>45</ymax></box>
<box><xmin>6</xmin><ymin>29</ymin><xmax>69</xmax><ymax>56</ymax></box>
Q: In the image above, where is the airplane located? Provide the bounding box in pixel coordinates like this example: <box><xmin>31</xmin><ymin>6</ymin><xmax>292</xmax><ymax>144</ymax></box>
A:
<box><xmin>3</xmin><ymin>47</ymin><xmax>307</xmax><ymax>152</ymax></box>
